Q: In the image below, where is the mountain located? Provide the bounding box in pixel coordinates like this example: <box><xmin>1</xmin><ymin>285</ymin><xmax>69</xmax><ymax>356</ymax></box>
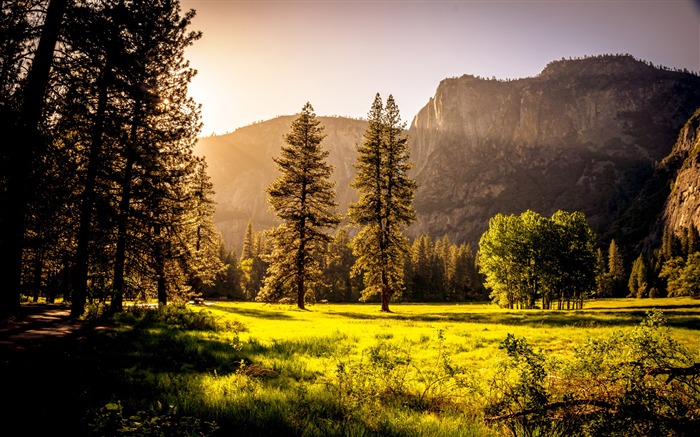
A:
<box><xmin>194</xmin><ymin>116</ymin><xmax>367</xmax><ymax>253</ymax></box>
<box><xmin>662</xmin><ymin>109</ymin><xmax>700</xmax><ymax>234</ymax></box>
<box><xmin>196</xmin><ymin>55</ymin><xmax>700</xmax><ymax>254</ymax></box>
<box><xmin>407</xmin><ymin>54</ymin><xmax>700</xmax><ymax>248</ymax></box>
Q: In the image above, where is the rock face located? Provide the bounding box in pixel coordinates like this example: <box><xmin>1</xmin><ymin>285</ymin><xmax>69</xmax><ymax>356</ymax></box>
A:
<box><xmin>407</xmin><ymin>54</ymin><xmax>700</xmax><ymax>247</ymax></box>
<box><xmin>661</xmin><ymin>109</ymin><xmax>700</xmax><ymax>237</ymax></box>
<box><xmin>195</xmin><ymin>116</ymin><xmax>367</xmax><ymax>252</ymax></box>
<box><xmin>197</xmin><ymin>55</ymin><xmax>700</xmax><ymax>254</ymax></box>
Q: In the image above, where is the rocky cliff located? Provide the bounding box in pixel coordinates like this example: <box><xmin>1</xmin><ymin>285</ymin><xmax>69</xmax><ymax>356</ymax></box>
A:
<box><xmin>197</xmin><ymin>55</ymin><xmax>700</xmax><ymax>253</ymax></box>
<box><xmin>660</xmin><ymin>109</ymin><xmax>700</xmax><ymax>237</ymax></box>
<box><xmin>408</xmin><ymin>55</ymin><xmax>700</xmax><ymax>247</ymax></box>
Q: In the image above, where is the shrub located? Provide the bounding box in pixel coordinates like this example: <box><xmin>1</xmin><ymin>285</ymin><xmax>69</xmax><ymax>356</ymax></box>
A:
<box><xmin>485</xmin><ymin>310</ymin><xmax>700</xmax><ymax>436</ymax></box>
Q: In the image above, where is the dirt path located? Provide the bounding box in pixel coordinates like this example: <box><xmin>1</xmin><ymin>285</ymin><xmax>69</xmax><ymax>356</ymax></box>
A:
<box><xmin>0</xmin><ymin>303</ymin><xmax>89</xmax><ymax>349</ymax></box>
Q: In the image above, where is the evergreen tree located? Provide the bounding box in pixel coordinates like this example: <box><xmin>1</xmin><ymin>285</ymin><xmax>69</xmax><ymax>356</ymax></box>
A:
<box><xmin>349</xmin><ymin>94</ymin><xmax>416</xmax><ymax>312</ymax></box>
<box><xmin>1</xmin><ymin>0</ymin><xmax>70</xmax><ymax>317</ymax></box>
<box><xmin>322</xmin><ymin>227</ymin><xmax>358</xmax><ymax>302</ymax></box>
<box><xmin>628</xmin><ymin>253</ymin><xmax>649</xmax><ymax>298</ymax></box>
<box><xmin>607</xmin><ymin>239</ymin><xmax>626</xmax><ymax>297</ymax></box>
<box><xmin>106</xmin><ymin>0</ymin><xmax>202</xmax><ymax>313</ymax></box>
<box><xmin>241</xmin><ymin>219</ymin><xmax>255</xmax><ymax>262</ymax></box>
<box><xmin>257</xmin><ymin>103</ymin><xmax>341</xmax><ymax>309</ymax></box>
<box><xmin>595</xmin><ymin>248</ymin><xmax>608</xmax><ymax>297</ymax></box>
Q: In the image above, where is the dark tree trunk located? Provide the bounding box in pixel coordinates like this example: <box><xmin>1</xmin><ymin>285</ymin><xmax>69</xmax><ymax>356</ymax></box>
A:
<box><xmin>110</xmin><ymin>96</ymin><xmax>142</xmax><ymax>314</ymax></box>
<box><xmin>72</xmin><ymin>63</ymin><xmax>110</xmax><ymax>318</ymax></box>
<box><xmin>110</xmin><ymin>149</ymin><xmax>135</xmax><ymax>314</ymax></box>
<box><xmin>154</xmin><ymin>225</ymin><xmax>167</xmax><ymax>306</ymax></box>
<box><xmin>1</xmin><ymin>0</ymin><xmax>69</xmax><ymax>318</ymax></box>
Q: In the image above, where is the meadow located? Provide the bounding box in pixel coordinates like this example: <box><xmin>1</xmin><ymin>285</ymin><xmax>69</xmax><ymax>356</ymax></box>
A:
<box><xmin>5</xmin><ymin>298</ymin><xmax>699</xmax><ymax>436</ymax></box>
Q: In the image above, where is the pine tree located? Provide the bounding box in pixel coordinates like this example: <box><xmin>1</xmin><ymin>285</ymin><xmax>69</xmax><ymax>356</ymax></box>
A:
<box><xmin>607</xmin><ymin>239</ymin><xmax>626</xmax><ymax>297</ymax></box>
<box><xmin>241</xmin><ymin>219</ymin><xmax>255</xmax><ymax>262</ymax></box>
<box><xmin>349</xmin><ymin>94</ymin><xmax>416</xmax><ymax>312</ymax></box>
<box><xmin>628</xmin><ymin>253</ymin><xmax>648</xmax><ymax>298</ymax></box>
<box><xmin>257</xmin><ymin>103</ymin><xmax>341</xmax><ymax>309</ymax></box>
<box><xmin>323</xmin><ymin>227</ymin><xmax>357</xmax><ymax>302</ymax></box>
<box><xmin>1</xmin><ymin>0</ymin><xmax>70</xmax><ymax>317</ymax></box>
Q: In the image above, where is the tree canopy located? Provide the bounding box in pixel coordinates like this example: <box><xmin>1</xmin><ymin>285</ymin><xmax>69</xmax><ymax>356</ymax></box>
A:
<box><xmin>478</xmin><ymin>210</ymin><xmax>597</xmax><ymax>309</ymax></box>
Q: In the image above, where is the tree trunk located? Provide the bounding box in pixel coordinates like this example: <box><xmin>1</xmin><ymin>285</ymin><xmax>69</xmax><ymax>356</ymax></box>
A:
<box><xmin>381</xmin><ymin>271</ymin><xmax>391</xmax><ymax>312</ymax></box>
<box><xmin>154</xmin><ymin>225</ymin><xmax>167</xmax><ymax>306</ymax></box>
<box><xmin>110</xmin><ymin>150</ymin><xmax>134</xmax><ymax>314</ymax></box>
<box><xmin>110</xmin><ymin>96</ymin><xmax>141</xmax><ymax>314</ymax></box>
<box><xmin>1</xmin><ymin>0</ymin><xmax>69</xmax><ymax>318</ymax></box>
<box><xmin>72</xmin><ymin>62</ymin><xmax>111</xmax><ymax>318</ymax></box>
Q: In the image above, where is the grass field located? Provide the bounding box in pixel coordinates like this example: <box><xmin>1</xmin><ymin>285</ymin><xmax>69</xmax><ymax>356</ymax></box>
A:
<box><xmin>5</xmin><ymin>297</ymin><xmax>700</xmax><ymax>436</ymax></box>
<box><xmin>207</xmin><ymin>298</ymin><xmax>700</xmax><ymax>374</ymax></box>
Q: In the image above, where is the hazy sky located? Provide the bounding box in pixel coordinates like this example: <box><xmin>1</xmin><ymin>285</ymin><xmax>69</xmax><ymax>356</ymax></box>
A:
<box><xmin>179</xmin><ymin>0</ymin><xmax>700</xmax><ymax>136</ymax></box>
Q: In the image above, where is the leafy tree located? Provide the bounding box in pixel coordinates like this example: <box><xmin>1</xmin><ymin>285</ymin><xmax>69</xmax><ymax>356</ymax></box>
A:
<box><xmin>479</xmin><ymin>210</ymin><xmax>597</xmax><ymax>309</ymax></box>
<box><xmin>257</xmin><ymin>103</ymin><xmax>341</xmax><ymax>309</ymax></box>
<box><xmin>660</xmin><ymin>252</ymin><xmax>700</xmax><ymax>297</ymax></box>
<box><xmin>349</xmin><ymin>94</ymin><xmax>416</xmax><ymax>312</ymax></box>
<box><xmin>549</xmin><ymin>210</ymin><xmax>597</xmax><ymax>309</ymax></box>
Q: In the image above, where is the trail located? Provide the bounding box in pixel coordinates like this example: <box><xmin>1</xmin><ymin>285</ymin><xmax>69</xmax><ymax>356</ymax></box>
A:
<box><xmin>0</xmin><ymin>303</ymin><xmax>89</xmax><ymax>349</ymax></box>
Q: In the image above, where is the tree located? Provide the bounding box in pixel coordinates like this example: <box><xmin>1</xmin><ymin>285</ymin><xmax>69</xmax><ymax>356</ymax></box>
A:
<box><xmin>1</xmin><ymin>0</ymin><xmax>70</xmax><ymax>318</ymax></box>
<box><xmin>257</xmin><ymin>103</ymin><xmax>341</xmax><ymax>309</ymax></box>
<box><xmin>349</xmin><ymin>94</ymin><xmax>416</xmax><ymax>312</ymax></box>
<box><xmin>478</xmin><ymin>210</ymin><xmax>597</xmax><ymax>309</ymax></box>
<box><xmin>660</xmin><ymin>252</ymin><xmax>700</xmax><ymax>297</ymax></box>
<box><xmin>549</xmin><ymin>210</ymin><xmax>597</xmax><ymax>309</ymax></box>
<box><xmin>240</xmin><ymin>222</ymin><xmax>267</xmax><ymax>300</ymax></box>
<box><xmin>606</xmin><ymin>239</ymin><xmax>626</xmax><ymax>297</ymax></box>
<box><xmin>321</xmin><ymin>227</ymin><xmax>358</xmax><ymax>302</ymax></box>
<box><xmin>628</xmin><ymin>253</ymin><xmax>649</xmax><ymax>298</ymax></box>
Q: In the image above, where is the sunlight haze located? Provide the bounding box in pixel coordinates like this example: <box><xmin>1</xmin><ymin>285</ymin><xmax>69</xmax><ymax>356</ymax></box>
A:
<box><xmin>180</xmin><ymin>0</ymin><xmax>700</xmax><ymax>136</ymax></box>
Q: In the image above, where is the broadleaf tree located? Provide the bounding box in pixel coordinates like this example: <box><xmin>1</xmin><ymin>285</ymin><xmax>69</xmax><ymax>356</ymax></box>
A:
<box><xmin>478</xmin><ymin>210</ymin><xmax>597</xmax><ymax>309</ymax></box>
<box><xmin>349</xmin><ymin>94</ymin><xmax>416</xmax><ymax>312</ymax></box>
<box><xmin>258</xmin><ymin>102</ymin><xmax>341</xmax><ymax>309</ymax></box>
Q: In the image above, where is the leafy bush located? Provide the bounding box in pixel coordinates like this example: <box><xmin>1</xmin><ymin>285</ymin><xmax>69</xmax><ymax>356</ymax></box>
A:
<box><xmin>485</xmin><ymin>310</ymin><xmax>700</xmax><ymax>436</ymax></box>
<box><xmin>114</xmin><ymin>303</ymin><xmax>246</xmax><ymax>332</ymax></box>
<box><xmin>88</xmin><ymin>401</ymin><xmax>219</xmax><ymax>436</ymax></box>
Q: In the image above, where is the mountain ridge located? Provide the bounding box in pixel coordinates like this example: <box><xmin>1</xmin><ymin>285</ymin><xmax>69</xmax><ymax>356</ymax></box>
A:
<box><xmin>195</xmin><ymin>55</ymin><xmax>700</xmax><ymax>254</ymax></box>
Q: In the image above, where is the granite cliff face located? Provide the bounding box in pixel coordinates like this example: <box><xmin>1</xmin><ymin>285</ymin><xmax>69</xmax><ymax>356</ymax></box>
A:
<box><xmin>195</xmin><ymin>116</ymin><xmax>366</xmax><ymax>252</ymax></box>
<box><xmin>660</xmin><ymin>109</ymin><xmax>700</xmax><ymax>237</ymax></box>
<box><xmin>408</xmin><ymin>55</ymin><xmax>700</xmax><ymax>247</ymax></box>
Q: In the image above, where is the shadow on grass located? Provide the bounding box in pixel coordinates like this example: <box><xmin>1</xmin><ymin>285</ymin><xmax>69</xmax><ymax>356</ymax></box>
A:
<box><xmin>329</xmin><ymin>309</ymin><xmax>700</xmax><ymax>330</ymax></box>
<box><xmin>212</xmin><ymin>305</ymin><xmax>295</xmax><ymax>320</ymax></box>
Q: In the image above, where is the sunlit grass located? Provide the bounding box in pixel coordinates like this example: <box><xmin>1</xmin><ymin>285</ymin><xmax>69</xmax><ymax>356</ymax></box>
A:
<box><xmin>11</xmin><ymin>297</ymin><xmax>697</xmax><ymax>435</ymax></box>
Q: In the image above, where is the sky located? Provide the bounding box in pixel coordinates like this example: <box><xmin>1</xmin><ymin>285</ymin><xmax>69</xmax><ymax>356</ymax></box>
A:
<box><xmin>179</xmin><ymin>0</ymin><xmax>700</xmax><ymax>137</ymax></box>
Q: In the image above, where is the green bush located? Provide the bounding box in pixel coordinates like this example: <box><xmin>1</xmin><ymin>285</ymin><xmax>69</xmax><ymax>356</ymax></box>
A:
<box><xmin>114</xmin><ymin>303</ymin><xmax>246</xmax><ymax>332</ymax></box>
<box><xmin>485</xmin><ymin>310</ymin><xmax>700</xmax><ymax>436</ymax></box>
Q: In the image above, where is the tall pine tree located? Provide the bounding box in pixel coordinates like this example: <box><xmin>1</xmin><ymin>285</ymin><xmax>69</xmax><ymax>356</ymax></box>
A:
<box><xmin>349</xmin><ymin>94</ymin><xmax>416</xmax><ymax>312</ymax></box>
<box><xmin>258</xmin><ymin>103</ymin><xmax>341</xmax><ymax>309</ymax></box>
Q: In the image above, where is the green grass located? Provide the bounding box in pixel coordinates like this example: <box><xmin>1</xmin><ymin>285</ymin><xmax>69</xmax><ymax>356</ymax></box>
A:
<box><xmin>4</xmin><ymin>298</ymin><xmax>699</xmax><ymax>436</ymax></box>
